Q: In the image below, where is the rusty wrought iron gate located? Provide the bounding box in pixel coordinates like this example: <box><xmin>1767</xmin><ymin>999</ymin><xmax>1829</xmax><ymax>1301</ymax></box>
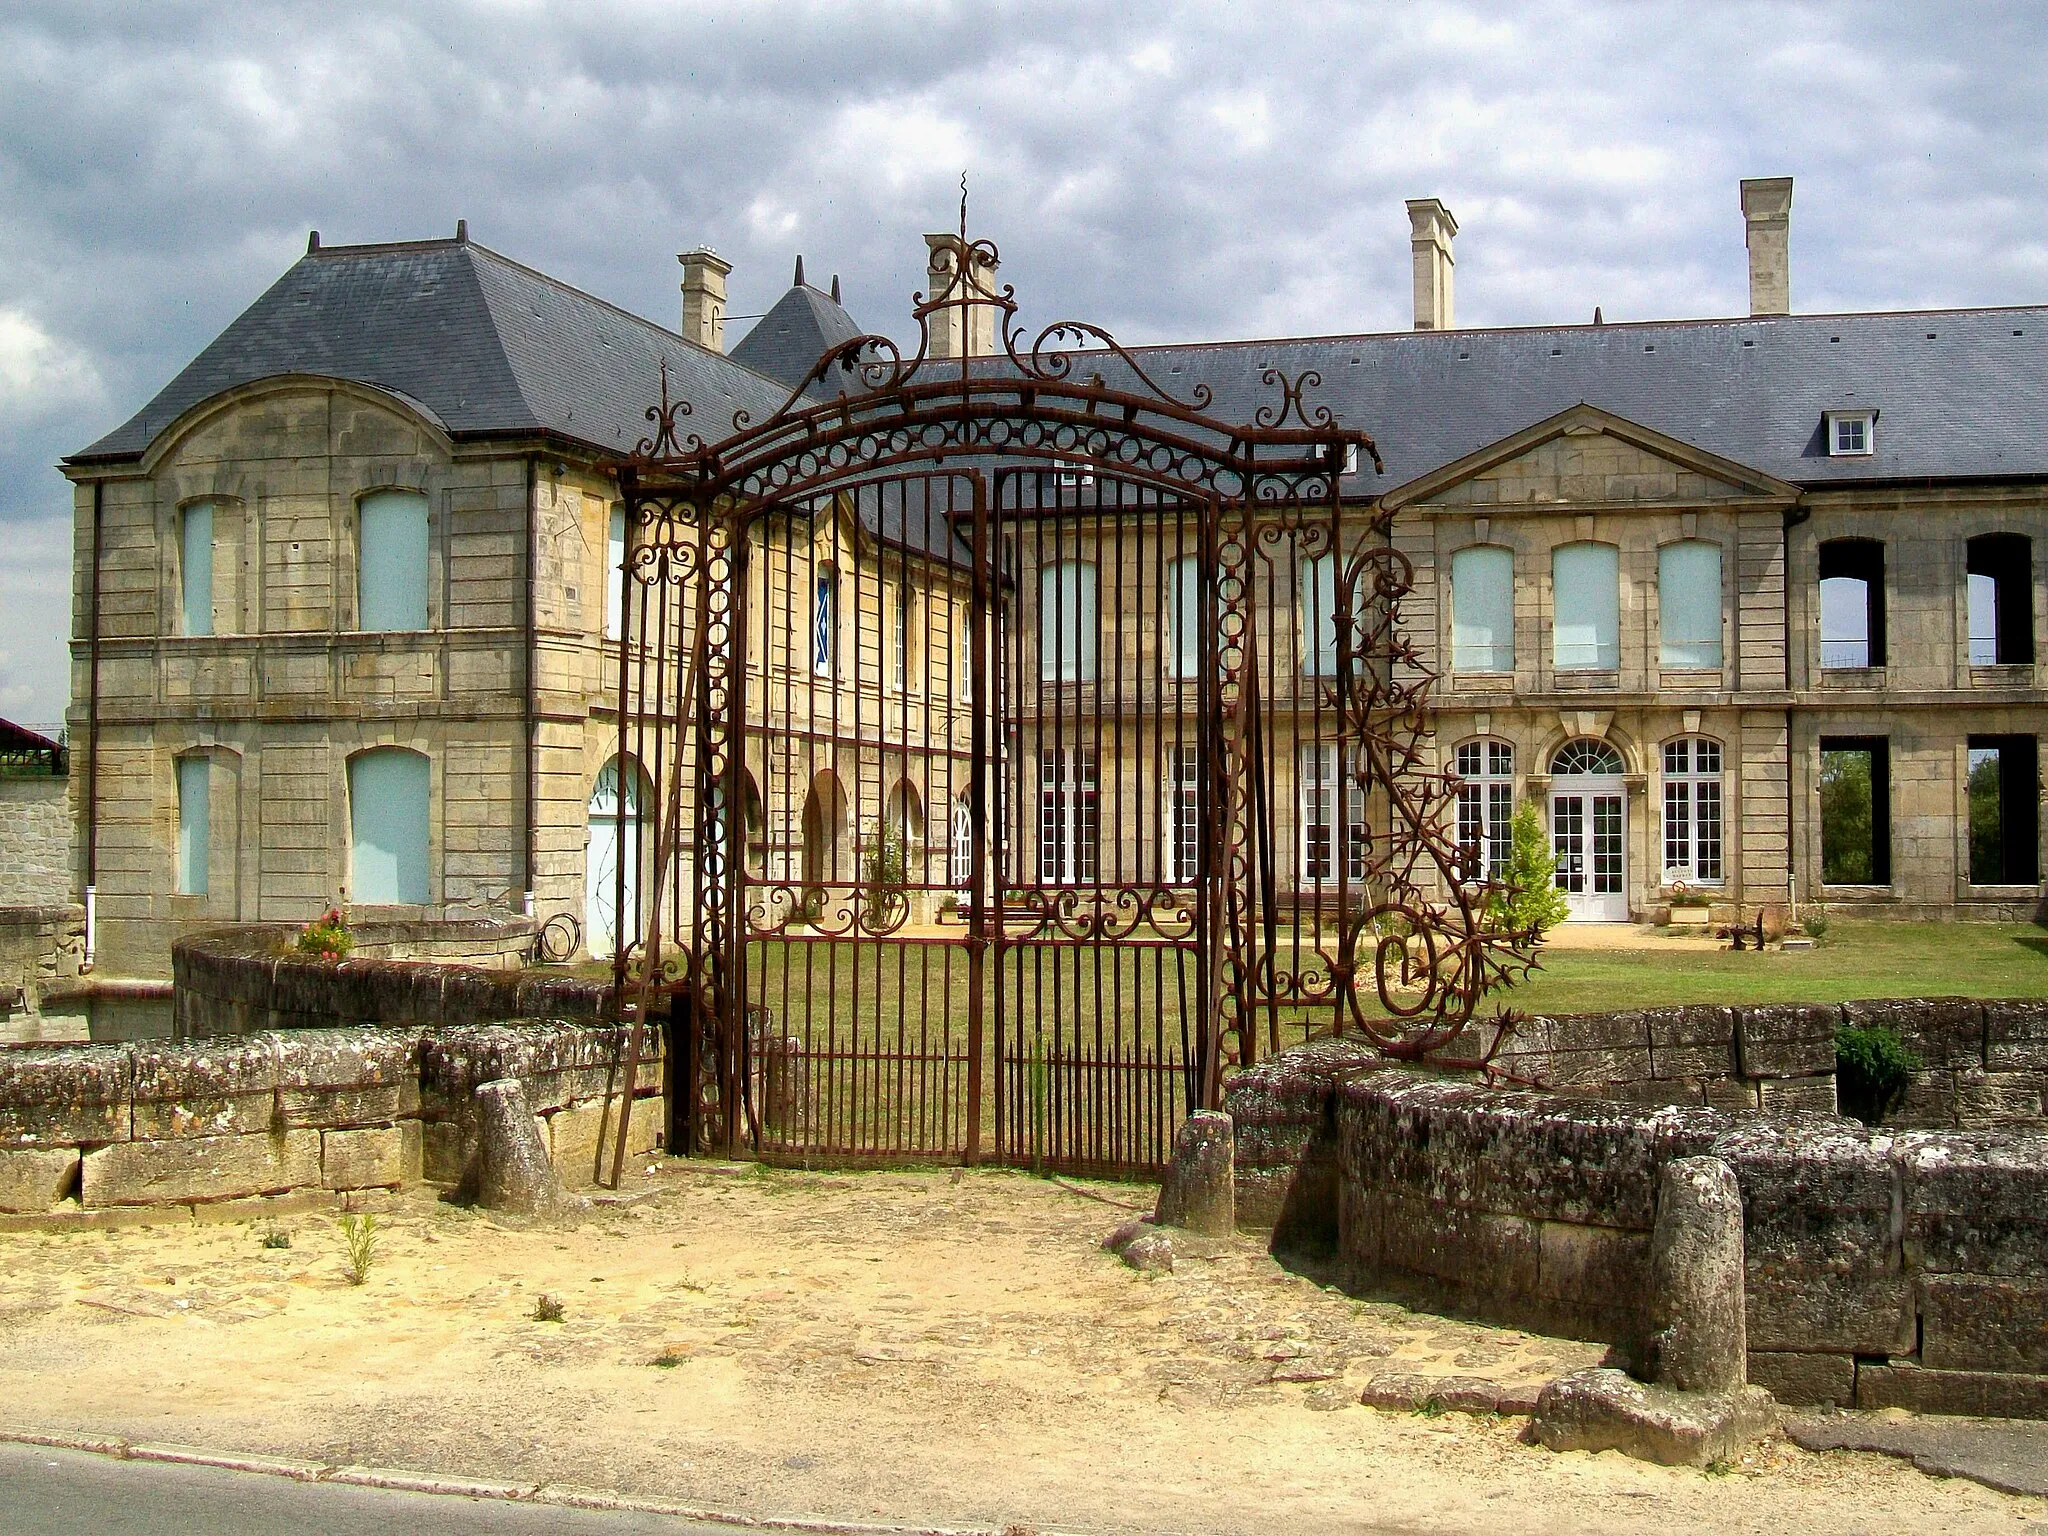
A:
<box><xmin>606</xmin><ymin>231</ymin><xmax>1535</xmax><ymax>1178</ymax></box>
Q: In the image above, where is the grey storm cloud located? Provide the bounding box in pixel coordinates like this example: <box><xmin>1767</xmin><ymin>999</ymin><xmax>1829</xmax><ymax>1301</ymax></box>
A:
<box><xmin>2</xmin><ymin>0</ymin><xmax>2045</xmax><ymax>723</ymax></box>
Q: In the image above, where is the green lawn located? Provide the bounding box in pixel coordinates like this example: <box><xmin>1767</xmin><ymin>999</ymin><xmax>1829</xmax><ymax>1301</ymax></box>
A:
<box><xmin>1491</xmin><ymin>920</ymin><xmax>2048</xmax><ymax>1015</ymax></box>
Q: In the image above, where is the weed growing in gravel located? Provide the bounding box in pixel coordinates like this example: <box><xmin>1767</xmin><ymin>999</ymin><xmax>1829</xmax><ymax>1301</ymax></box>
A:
<box><xmin>338</xmin><ymin>1214</ymin><xmax>378</xmax><ymax>1284</ymax></box>
<box><xmin>259</xmin><ymin>1227</ymin><xmax>291</xmax><ymax>1250</ymax></box>
<box><xmin>651</xmin><ymin>1350</ymin><xmax>685</xmax><ymax>1368</ymax></box>
<box><xmin>533</xmin><ymin>1293</ymin><xmax>566</xmax><ymax>1323</ymax></box>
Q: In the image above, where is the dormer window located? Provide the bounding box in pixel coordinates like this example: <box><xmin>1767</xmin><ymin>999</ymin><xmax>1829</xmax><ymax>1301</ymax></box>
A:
<box><xmin>1827</xmin><ymin>410</ymin><xmax>1875</xmax><ymax>457</ymax></box>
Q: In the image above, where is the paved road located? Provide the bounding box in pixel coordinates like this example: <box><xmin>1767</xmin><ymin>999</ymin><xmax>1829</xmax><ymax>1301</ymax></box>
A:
<box><xmin>0</xmin><ymin>1442</ymin><xmax>766</xmax><ymax>1535</ymax></box>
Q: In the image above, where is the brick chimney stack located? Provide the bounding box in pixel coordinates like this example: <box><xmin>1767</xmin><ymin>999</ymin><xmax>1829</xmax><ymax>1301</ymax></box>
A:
<box><xmin>1740</xmin><ymin>178</ymin><xmax>1794</xmax><ymax>316</ymax></box>
<box><xmin>679</xmin><ymin>247</ymin><xmax>733</xmax><ymax>351</ymax></box>
<box><xmin>1405</xmin><ymin>198</ymin><xmax>1458</xmax><ymax>331</ymax></box>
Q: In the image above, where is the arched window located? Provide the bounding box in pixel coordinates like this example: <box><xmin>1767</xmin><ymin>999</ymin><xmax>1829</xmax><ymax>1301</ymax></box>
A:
<box><xmin>176</xmin><ymin>755</ymin><xmax>211</xmax><ymax>894</ymax></box>
<box><xmin>358</xmin><ymin>490</ymin><xmax>429</xmax><ymax>631</ymax></box>
<box><xmin>1661</xmin><ymin>737</ymin><xmax>1724</xmax><ymax>884</ymax></box>
<box><xmin>1552</xmin><ymin>543</ymin><xmax>1619</xmax><ymax>671</ymax></box>
<box><xmin>586</xmin><ymin>755</ymin><xmax>648</xmax><ymax>953</ymax></box>
<box><xmin>1450</xmin><ymin>546</ymin><xmax>1513</xmax><ymax>673</ymax></box>
<box><xmin>1550</xmin><ymin>738</ymin><xmax>1625</xmax><ymax>776</ymax></box>
<box><xmin>1039</xmin><ymin>560</ymin><xmax>1097</xmax><ymax>681</ymax></box>
<box><xmin>741</xmin><ymin>771</ymin><xmax>766</xmax><ymax>876</ymax></box>
<box><xmin>180</xmin><ymin>503</ymin><xmax>215</xmax><ymax>637</ymax></box>
<box><xmin>1299</xmin><ymin>551</ymin><xmax>1338</xmax><ymax>677</ymax></box>
<box><xmin>887</xmin><ymin>779</ymin><xmax>925</xmax><ymax>851</ymax></box>
<box><xmin>349</xmin><ymin>748</ymin><xmax>430</xmax><ymax>905</ymax></box>
<box><xmin>1452</xmin><ymin>739</ymin><xmax>1514</xmax><ymax>879</ymax></box>
<box><xmin>1165</xmin><ymin>556</ymin><xmax>1202</xmax><ymax>680</ymax></box>
<box><xmin>1658</xmin><ymin>541</ymin><xmax>1723</xmax><ymax>669</ymax></box>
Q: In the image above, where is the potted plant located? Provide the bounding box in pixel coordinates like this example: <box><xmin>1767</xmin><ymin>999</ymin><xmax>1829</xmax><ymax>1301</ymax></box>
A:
<box><xmin>1665</xmin><ymin>878</ymin><xmax>1713</xmax><ymax>927</ymax></box>
<box><xmin>292</xmin><ymin>907</ymin><xmax>353</xmax><ymax>961</ymax></box>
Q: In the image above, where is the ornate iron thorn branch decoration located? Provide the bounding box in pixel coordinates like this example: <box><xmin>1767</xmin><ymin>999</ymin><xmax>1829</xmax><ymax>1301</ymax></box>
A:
<box><xmin>636</xmin><ymin>360</ymin><xmax>696</xmax><ymax>458</ymax></box>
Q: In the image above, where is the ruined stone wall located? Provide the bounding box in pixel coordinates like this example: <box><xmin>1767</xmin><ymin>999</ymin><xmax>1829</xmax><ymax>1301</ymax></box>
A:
<box><xmin>1492</xmin><ymin>996</ymin><xmax>2048</xmax><ymax>1131</ymax></box>
<box><xmin>0</xmin><ymin>1019</ymin><xmax>660</xmax><ymax>1219</ymax></box>
<box><xmin>1228</xmin><ymin>1050</ymin><xmax>2048</xmax><ymax>1420</ymax></box>
<box><xmin>0</xmin><ymin>905</ymin><xmax>85</xmax><ymax>1011</ymax></box>
<box><xmin>0</xmin><ymin>776</ymin><xmax>72</xmax><ymax>906</ymax></box>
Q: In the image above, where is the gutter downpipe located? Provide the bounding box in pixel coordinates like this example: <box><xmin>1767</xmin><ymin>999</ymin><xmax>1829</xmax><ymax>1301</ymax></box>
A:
<box><xmin>83</xmin><ymin>478</ymin><xmax>103</xmax><ymax>971</ymax></box>
<box><xmin>523</xmin><ymin>456</ymin><xmax>539</xmax><ymax>927</ymax></box>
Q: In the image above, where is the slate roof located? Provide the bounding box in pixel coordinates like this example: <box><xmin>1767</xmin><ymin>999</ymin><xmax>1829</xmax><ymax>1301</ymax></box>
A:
<box><xmin>1107</xmin><ymin>305</ymin><xmax>2048</xmax><ymax>496</ymax></box>
<box><xmin>69</xmin><ymin>236</ymin><xmax>791</xmax><ymax>463</ymax></box>
<box><xmin>730</xmin><ymin>282</ymin><xmax>867</xmax><ymax>394</ymax></box>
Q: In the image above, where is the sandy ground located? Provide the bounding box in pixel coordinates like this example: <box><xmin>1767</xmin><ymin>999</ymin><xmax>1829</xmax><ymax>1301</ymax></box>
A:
<box><xmin>0</xmin><ymin>1165</ymin><xmax>2040</xmax><ymax>1536</ymax></box>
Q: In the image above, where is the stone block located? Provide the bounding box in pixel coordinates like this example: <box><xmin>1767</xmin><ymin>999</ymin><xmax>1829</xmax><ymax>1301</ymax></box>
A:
<box><xmin>326</xmin><ymin>958</ymin><xmax>444</xmax><ymax>1026</ymax></box>
<box><xmin>1747</xmin><ymin>1350</ymin><xmax>1855</xmax><ymax>1407</ymax></box>
<box><xmin>1986</xmin><ymin>999</ymin><xmax>2048</xmax><ymax>1072</ymax></box>
<box><xmin>272</xmin><ymin>1027</ymin><xmax>422</xmax><ymax>1094</ymax></box>
<box><xmin>1756</xmin><ymin>1075</ymin><xmax>1838</xmax><ymax>1117</ymax></box>
<box><xmin>1528</xmin><ymin>1011</ymin><xmax>1653</xmax><ymax>1088</ymax></box>
<box><xmin>0</xmin><ymin>1146</ymin><xmax>80</xmax><ymax>1211</ymax></box>
<box><xmin>1743</xmin><ymin>1270</ymin><xmax>1915</xmax><ymax>1356</ymax></box>
<box><xmin>1536</xmin><ymin>1220</ymin><xmax>1649</xmax><ymax>1315</ymax></box>
<box><xmin>1337</xmin><ymin>1179</ymin><xmax>1384</xmax><ymax>1271</ymax></box>
<box><xmin>1735</xmin><ymin>1003</ymin><xmax>1841</xmax><ymax>1079</ymax></box>
<box><xmin>1586</xmin><ymin>1079</ymin><xmax>1706</xmax><ymax>1109</ymax></box>
<box><xmin>1376</xmin><ymin>1188</ymin><xmax>1539</xmax><ymax>1296</ymax></box>
<box><xmin>1843</xmin><ymin>997</ymin><xmax>1985</xmax><ymax>1071</ymax></box>
<box><xmin>268</xmin><ymin>954</ymin><xmax>348</xmax><ymax>1027</ymax></box>
<box><xmin>1533</xmin><ymin>1369</ymin><xmax>1780</xmax><ymax>1466</ymax></box>
<box><xmin>514</xmin><ymin>974</ymin><xmax>609</xmax><ymax>1022</ymax></box>
<box><xmin>1645</xmin><ymin>1157</ymin><xmax>1747</xmax><ymax>1394</ymax></box>
<box><xmin>1855</xmin><ymin>1362</ymin><xmax>2048</xmax><ymax>1421</ymax></box>
<box><xmin>1897</xmin><ymin>1130</ymin><xmax>2048</xmax><ymax>1277</ymax></box>
<box><xmin>439</xmin><ymin>968</ymin><xmax>526</xmax><ymax>1027</ymax></box>
<box><xmin>321</xmin><ymin>1126</ymin><xmax>405</xmax><ymax>1190</ymax></box>
<box><xmin>0</xmin><ymin>1045</ymin><xmax>132</xmax><ymax>1148</ymax></box>
<box><xmin>421</xmin><ymin>1120</ymin><xmax>469</xmax><ymax>1186</ymax></box>
<box><xmin>1957</xmin><ymin>1071</ymin><xmax>2048</xmax><ymax>1129</ymax></box>
<box><xmin>132</xmin><ymin>1091</ymin><xmax>277</xmax><ymax>1140</ymax></box>
<box><xmin>1921</xmin><ymin>1275</ymin><xmax>2048</xmax><ymax>1374</ymax></box>
<box><xmin>1885</xmin><ymin>1069</ymin><xmax>1957</xmax><ymax>1129</ymax></box>
<box><xmin>277</xmin><ymin>1085</ymin><xmax>405</xmax><ymax>1130</ymax></box>
<box><xmin>1154</xmin><ymin>1110</ymin><xmax>1234</xmax><ymax>1236</ymax></box>
<box><xmin>1644</xmin><ymin>1005</ymin><xmax>1738</xmax><ymax>1082</ymax></box>
<box><xmin>1703</xmin><ymin>1078</ymin><xmax>1761</xmax><ymax>1112</ymax></box>
<box><xmin>548</xmin><ymin>1098</ymin><xmax>659</xmax><ymax>1187</ymax></box>
<box><xmin>81</xmin><ymin>1130</ymin><xmax>321</xmax><ymax>1207</ymax></box>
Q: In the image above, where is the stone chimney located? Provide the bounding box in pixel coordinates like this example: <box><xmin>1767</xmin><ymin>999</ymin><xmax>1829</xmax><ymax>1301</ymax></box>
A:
<box><xmin>923</xmin><ymin>233</ymin><xmax>1000</xmax><ymax>359</ymax></box>
<box><xmin>1405</xmin><ymin>198</ymin><xmax>1458</xmax><ymax>331</ymax></box>
<box><xmin>679</xmin><ymin>247</ymin><xmax>732</xmax><ymax>351</ymax></box>
<box><xmin>1740</xmin><ymin>178</ymin><xmax>1793</xmax><ymax>316</ymax></box>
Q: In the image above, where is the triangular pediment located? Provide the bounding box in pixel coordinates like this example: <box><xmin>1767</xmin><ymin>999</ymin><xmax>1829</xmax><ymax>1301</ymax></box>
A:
<box><xmin>1380</xmin><ymin>403</ymin><xmax>1799</xmax><ymax>513</ymax></box>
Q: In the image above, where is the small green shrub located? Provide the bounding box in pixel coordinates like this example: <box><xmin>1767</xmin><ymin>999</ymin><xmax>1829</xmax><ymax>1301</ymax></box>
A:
<box><xmin>1802</xmin><ymin>907</ymin><xmax>1830</xmax><ymax>941</ymax></box>
<box><xmin>259</xmin><ymin>1227</ymin><xmax>291</xmax><ymax>1250</ymax></box>
<box><xmin>1485</xmin><ymin>802</ymin><xmax>1571</xmax><ymax>937</ymax></box>
<box><xmin>294</xmin><ymin>907</ymin><xmax>353</xmax><ymax>961</ymax></box>
<box><xmin>338</xmin><ymin>1212</ymin><xmax>378</xmax><ymax>1284</ymax></box>
<box><xmin>533</xmin><ymin>1293</ymin><xmax>565</xmax><ymax>1323</ymax></box>
<box><xmin>1836</xmin><ymin>1022</ymin><xmax>1920</xmax><ymax>1126</ymax></box>
<box><xmin>651</xmin><ymin>1350</ymin><xmax>685</xmax><ymax>1368</ymax></box>
<box><xmin>860</xmin><ymin>824</ymin><xmax>909</xmax><ymax>930</ymax></box>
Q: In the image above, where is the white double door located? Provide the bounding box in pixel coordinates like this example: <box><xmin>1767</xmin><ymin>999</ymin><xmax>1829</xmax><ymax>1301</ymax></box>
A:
<box><xmin>1551</xmin><ymin>781</ymin><xmax>1628</xmax><ymax>922</ymax></box>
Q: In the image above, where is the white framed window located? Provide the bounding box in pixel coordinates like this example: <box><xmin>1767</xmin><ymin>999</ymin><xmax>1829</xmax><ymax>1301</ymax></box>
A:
<box><xmin>1298</xmin><ymin>741</ymin><xmax>1365</xmax><ymax>885</ymax></box>
<box><xmin>1453</xmin><ymin>739</ymin><xmax>1514</xmax><ymax>880</ymax></box>
<box><xmin>349</xmin><ymin>747</ymin><xmax>430</xmax><ymax>905</ymax></box>
<box><xmin>1450</xmin><ymin>545</ymin><xmax>1514</xmax><ymax>673</ymax></box>
<box><xmin>1300</xmin><ymin>550</ymin><xmax>1338</xmax><ymax>677</ymax></box>
<box><xmin>358</xmin><ymin>490</ymin><xmax>429</xmax><ymax>632</ymax></box>
<box><xmin>176</xmin><ymin>755</ymin><xmax>210</xmax><ymax>895</ymax></box>
<box><xmin>950</xmin><ymin>793</ymin><xmax>973</xmax><ymax>890</ymax></box>
<box><xmin>957</xmin><ymin>606</ymin><xmax>973</xmax><ymax>701</ymax></box>
<box><xmin>179</xmin><ymin>502</ymin><xmax>215</xmax><ymax>638</ymax></box>
<box><xmin>891</xmin><ymin>582</ymin><xmax>913</xmax><ymax>691</ymax></box>
<box><xmin>1167</xmin><ymin>743</ymin><xmax>1201</xmax><ymax>882</ymax></box>
<box><xmin>1053</xmin><ymin>458</ymin><xmax>1094</xmax><ymax>489</ymax></box>
<box><xmin>1165</xmin><ymin>555</ymin><xmax>1202</xmax><ymax>680</ymax></box>
<box><xmin>812</xmin><ymin>564</ymin><xmax>838</xmax><ymax>676</ymax></box>
<box><xmin>1039</xmin><ymin>746</ymin><xmax>1098</xmax><ymax>884</ymax></box>
<box><xmin>1552</xmin><ymin>541</ymin><xmax>1619</xmax><ymax>671</ymax></box>
<box><xmin>1826</xmin><ymin>410</ymin><xmax>1875</xmax><ymax>457</ymax></box>
<box><xmin>605</xmin><ymin>504</ymin><xmax>627</xmax><ymax>641</ymax></box>
<box><xmin>1039</xmin><ymin>560</ymin><xmax>1097</xmax><ymax>682</ymax></box>
<box><xmin>1658</xmin><ymin>541</ymin><xmax>1723</xmax><ymax>669</ymax></box>
<box><xmin>1662</xmin><ymin>737</ymin><xmax>1724</xmax><ymax>884</ymax></box>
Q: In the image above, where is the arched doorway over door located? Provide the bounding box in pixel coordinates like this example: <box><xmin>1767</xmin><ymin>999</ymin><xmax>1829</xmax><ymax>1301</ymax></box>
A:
<box><xmin>1549</xmin><ymin>738</ymin><xmax>1628</xmax><ymax>922</ymax></box>
<box><xmin>586</xmin><ymin>755</ymin><xmax>650</xmax><ymax>957</ymax></box>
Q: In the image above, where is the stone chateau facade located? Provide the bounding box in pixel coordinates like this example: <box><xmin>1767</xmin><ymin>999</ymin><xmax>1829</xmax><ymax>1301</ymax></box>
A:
<box><xmin>61</xmin><ymin>177</ymin><xmax>2047</xmax><ymax>974</ymax></box>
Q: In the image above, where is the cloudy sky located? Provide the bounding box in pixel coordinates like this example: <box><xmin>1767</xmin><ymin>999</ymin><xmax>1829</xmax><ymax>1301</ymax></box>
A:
<box><xmin>2</xmin><ymin>1</ymin><xmax>2044</xmax><ymax>726</ymax></box>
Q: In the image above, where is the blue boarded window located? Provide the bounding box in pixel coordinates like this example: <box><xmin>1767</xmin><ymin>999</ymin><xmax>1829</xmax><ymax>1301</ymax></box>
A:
<box><xmin>1552</xmin><ymin>542</ymin><xmax>1620</xmax><ymax>671</ymax></box>
<box><xmin>1658</xmin><ymin>542</ymin><xmax>1723</xmax><ymax>669</ymax></box>
<box><xmin>1450</xmin><ymin>546</ymin><xmax>1514</xmax><ymax>672</ymax></box>
<box><xmin>358</xmin><ymin>491</ymin><xmax>429</xmax><ymax>632</ymax></box>
<box><xmin>176</xmin><ymin>756</ymin><xmax>210</xmax><ymax>895</ymax></box>
<box><xmin>180</xmin><ymin>503</ymin><xmax>214</xmax><ymax>637</ymax></box>
<box><xmin>349</xmin><ymin>748</ymin><xmax>430</xmax><ymax>904</ymax></box>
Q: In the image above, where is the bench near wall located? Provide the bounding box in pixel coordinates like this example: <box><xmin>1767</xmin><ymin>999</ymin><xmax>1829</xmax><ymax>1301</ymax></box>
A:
<box><xmin>0</xmin><ymin>1021</ymin><xmax>661</xmax><ymax>1220</ymax></box>
<box><xmin>1230</xmin><ymin>1036</ymin><xmax>2048</xmax><ymax>1420</ymax></box>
